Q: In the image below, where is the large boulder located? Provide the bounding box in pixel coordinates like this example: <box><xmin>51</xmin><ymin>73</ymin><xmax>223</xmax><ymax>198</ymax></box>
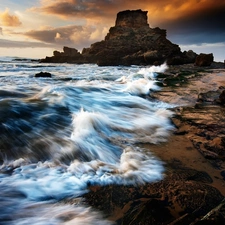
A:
<box><xmin>195</xmin><ymin>53</ymin><xmax>214</xmax><ymax>67</ymax></box>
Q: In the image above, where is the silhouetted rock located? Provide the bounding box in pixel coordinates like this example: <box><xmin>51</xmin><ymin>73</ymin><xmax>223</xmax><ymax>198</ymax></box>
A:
<box><xmin>35</xmin><ymin>72</ymin><xmax>52</xmax><ymax>78</ymax></box>
<box><xmin>40</xmin><ymin>47</ymin><xmax>85</xmax><ymax>63</ymax></box>
<box><xmin>40</xmin><ymin>9</ymin><xmax>199</xmax><ymax>66</ymax></box>
<box><xmin>195</xmin><ymin>53</ymin><xmax>214</xmax><ymax>67</ymax></box>
<box><xmin>82</xmin><ymin>10</ymin><xmax>184</xmax><ymax>66</ymax></box>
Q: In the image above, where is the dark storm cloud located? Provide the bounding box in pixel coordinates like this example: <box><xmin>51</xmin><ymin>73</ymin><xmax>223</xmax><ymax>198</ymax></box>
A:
<box><xmin>155</xmin><ymin>4</ymin><xmax>225</xmax><ymax>45</ymax></box>
<box><xmin>31</xmin><ymin>0</ymin><xmax>147</xmax><ymax>21</ymax></box>
<box><xmin>29</xmin><ymin>0</ymin><xmax>225</xmax><ymax>48</ymax></box>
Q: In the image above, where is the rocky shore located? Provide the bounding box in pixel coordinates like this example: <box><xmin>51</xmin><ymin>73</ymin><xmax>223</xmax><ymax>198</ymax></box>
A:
<box><xmin>80</xmin><ymin>63</ymin><xmax>225</xmax><ymax>225</ymax></box>
<box><xmin>40</xmin><ymin>9</ymin><xmax>214</xmax><ymax>67</ymax></box>
<box><xmin>39</xmin><ymin>8</ymin><xmax>225</xmax><ymax>224</ymax></box>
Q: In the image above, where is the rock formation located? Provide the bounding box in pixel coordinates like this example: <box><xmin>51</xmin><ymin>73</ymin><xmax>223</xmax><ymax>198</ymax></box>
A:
<box><xmin>195</xmin><ymin>53</ymin><xmax>214</xmax><ymax>67</ymax></box>
<box><xmin>41</xmin><ymin>46</ymin><xmax>84</xmax><ymax>63</ymax></box>
<box><xmin>40</xmin><ymin>9</ymin><xmax>198</xmax><ymax>66</ymax></box>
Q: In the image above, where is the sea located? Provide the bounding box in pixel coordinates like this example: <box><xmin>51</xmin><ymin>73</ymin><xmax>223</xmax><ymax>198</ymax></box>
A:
<box><xmin>0</xmin><ymin>57</ymin><xmax>175</xmax><ymax>224</ymax></box>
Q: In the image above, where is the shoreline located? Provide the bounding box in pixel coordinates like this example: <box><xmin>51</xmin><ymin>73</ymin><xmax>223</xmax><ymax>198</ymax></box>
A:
<box><xmin>84</xmin><ymin>64</ymin><xmax>225</xmax><ymax>224</ymax></box>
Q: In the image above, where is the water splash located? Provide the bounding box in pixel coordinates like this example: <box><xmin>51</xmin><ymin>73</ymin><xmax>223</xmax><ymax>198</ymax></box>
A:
<box><xmin>0</xmin><ymin>62</ymin><xmax>173</xmax><ymax>224</ymax></box>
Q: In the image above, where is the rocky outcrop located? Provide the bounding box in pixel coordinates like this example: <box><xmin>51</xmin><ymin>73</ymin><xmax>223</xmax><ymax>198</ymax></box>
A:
<box><xmin>40</xmin><ymin>46</ymin><xmax>85</xmax><ymax>63</ymax></box>
<box><xmin>41</xmin><ymin>9</ymin><xmax>198</xmax><ymax>66</ymax></box>
<box><xmin>84</xmin><ymin>163</ymin><xmax>224</xmax><ymax>224</ymax></box>
<box><xmin>82</xmin><ymin>9</ymin><xmax>186</xmax><ymax>66</ymax></box>
<box><xmin>195</xmin><ymin>53</ymin><xmax>214</xmax><ymax>67</ymax></box>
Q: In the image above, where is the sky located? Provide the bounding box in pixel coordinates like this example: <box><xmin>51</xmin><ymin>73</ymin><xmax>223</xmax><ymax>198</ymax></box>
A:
<box><xmin>0</xmin><ymin>0</ymin><xmax>224</xmax><ymax>62</ymax></box>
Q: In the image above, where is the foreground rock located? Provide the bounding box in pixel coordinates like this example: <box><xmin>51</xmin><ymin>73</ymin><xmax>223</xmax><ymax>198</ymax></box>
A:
<box><xmin>41</xmin><ymin>10</ymin><xmax>200</xmax><ymax>66</ymax></box>
<box><xmin>84</xmin><ymin>162</ymin><xmax>224</xmax><ymax>224</ymax></box>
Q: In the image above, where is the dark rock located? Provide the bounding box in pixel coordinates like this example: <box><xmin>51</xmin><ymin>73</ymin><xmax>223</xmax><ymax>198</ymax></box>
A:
<box><xmin>219</xmin><ymin>90</ymin><xmax>225</xmax><ymax>104</ymax></box>
<box><xmin>195</xmin><ymin>53</ymin><xmax>214</xmax><ymax>67</ymax></box>
<box><xmin>40</xmin><ymin>47</ymin><xmax>85</xmax><ymax>63</ymax></box>
<box><xmin>35</xmin><ymin>72</ymin><xmax>52</xmax><ymax>78</ymax></box>
<box><xmin>183</xmin><ymin>50</ymin><xmax>198</xmax><ymax>63</ymax></box>
<box><xmin>41</xmin><ymin>9</ymin><xmax>200</xmax><ymax>66</ymax></box>
<box><xmin>82</xmin><ymin>10</ymin><xmax>183</xmax><ymax>66</ymax></box>
<box><xmin>115</xmin><ymin>9</ymin><xmax>149</xmax><ymax>28</ymax></box>
<box><xmin>84</xmin><ymin>164</ymin><xmax>223</xmax><ymax>225</ymax></box>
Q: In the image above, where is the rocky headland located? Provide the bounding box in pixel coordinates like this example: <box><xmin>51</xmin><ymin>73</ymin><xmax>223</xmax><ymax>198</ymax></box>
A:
<box><xmin>40</xmin><ymin>9</ymin><xmax>214</xmax><ymax>66</ymax></box>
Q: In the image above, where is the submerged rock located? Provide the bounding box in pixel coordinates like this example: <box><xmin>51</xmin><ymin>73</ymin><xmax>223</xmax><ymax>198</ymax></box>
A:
<box><xmin>35</xmin><ymin>72</ymin><xmax>52</xmax><ymax>78</ymax></box>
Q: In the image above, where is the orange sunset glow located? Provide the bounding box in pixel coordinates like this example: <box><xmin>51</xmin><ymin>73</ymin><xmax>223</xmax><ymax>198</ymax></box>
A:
<box><xmin>0</xmin><ymin>0</ymin><xmax>224</xmax><ymax>61</ymax></box>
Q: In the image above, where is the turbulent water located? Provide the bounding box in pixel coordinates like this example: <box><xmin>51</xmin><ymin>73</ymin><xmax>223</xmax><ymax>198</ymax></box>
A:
<box><xmin>0</xmin><ymin>57</ymin><xmax>175</xmax><ymax>224</ymax></box>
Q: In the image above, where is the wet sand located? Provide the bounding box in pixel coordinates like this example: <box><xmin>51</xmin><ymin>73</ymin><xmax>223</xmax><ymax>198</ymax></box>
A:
<box><xmin>149</xmin><ymin>66</ymin><xmax>225</xmax><ymax>196</ymax></box>
<box><xmin>146</xmin><ymin>134</ymin><xmax>225</xmax><ymax>196</ymax></box>
<box><xmin>85</xmin><ymin>65</ymin><xmax>225</xmax><ymax>224</ymax></box>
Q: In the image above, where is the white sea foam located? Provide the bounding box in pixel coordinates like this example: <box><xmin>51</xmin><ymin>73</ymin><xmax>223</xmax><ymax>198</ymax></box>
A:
<box><xmin>116</xmin><ymin>63</ymin><xmax>168</xmax><ymax>95</ymax></box>
<box><xmin>138</xmin><ymin>62</ymin><xmax>168</xmax><ymax>79</ymax></box>
<box><xmin>0</xmin><ymin>61</ymin><xmax>173</xmax><ymax>224</ymax></box>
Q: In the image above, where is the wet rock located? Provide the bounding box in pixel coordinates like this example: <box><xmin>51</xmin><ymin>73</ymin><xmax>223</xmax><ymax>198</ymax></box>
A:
<box><xmin>195</xmin><ymin>53</ymin><xmax>214</xmax><ymax>67</ymax></box>
<box><xmin>35</xmin><ymin>72</ymin><xmax>52</xmax><ymax>78</ymax></box>
<box><xmin>84</xmin><ymin>164</ymin><xmax>223</xmax><ymax>225</ymax></box>
<box><xmin>219</xmin><ymin>90</ymin><xmax>225</xmax><ymax>104</ymax></box>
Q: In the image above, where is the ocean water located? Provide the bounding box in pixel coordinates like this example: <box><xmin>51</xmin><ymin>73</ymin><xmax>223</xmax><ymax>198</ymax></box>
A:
<box><xmin>0</xmin><ymin>57</ymin><xmax>175</xmax><ymax>224</ymax></box>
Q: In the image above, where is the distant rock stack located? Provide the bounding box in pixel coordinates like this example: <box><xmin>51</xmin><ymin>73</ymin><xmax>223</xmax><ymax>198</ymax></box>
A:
<box><xmin>41</xmin><ymin>9</ymin><xmax>198</xmax><ymax>66</ymax></box>
<box><xmin>115</xmin><ymin>9</ymin><xmax>149</xmax><ymax>28</ymax></box>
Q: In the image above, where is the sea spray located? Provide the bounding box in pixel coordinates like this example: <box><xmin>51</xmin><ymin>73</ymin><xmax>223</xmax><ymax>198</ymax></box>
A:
<box><xmin>0</xmin><ymin>60</ymin><xmax>174</xmax><ymax>224</ymax></box>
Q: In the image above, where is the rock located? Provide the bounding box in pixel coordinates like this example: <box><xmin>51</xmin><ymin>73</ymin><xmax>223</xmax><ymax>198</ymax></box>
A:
<box><xmin>84</xmin><ymin>163</ymin><xmax>223</xmax><ymax>224</ymax></box>
<box><xmin>41</xmin><ymin>9</ymin><xmax>199</xmax><ymax>66</ymax></box>
<box><xmin>35</xmin><ymin>72</ymin><xmax>52</xmax><ymax>78</ymax></box>
<box><xmin>183</xmin><ymin>50</ymin><xmax>198</xmax><ymax>63</ymax></box>
<box><xmin>144</xmin><ymin>50</ymin><xmax>162</xmax><ymax>64</ymax></box>
<box><xmin>40</xmin><ymin>47</ymin><xmax>85</xmax><ymax>63</ymax></box>
<box><xmin>195</xmin><ymin>53</ymin><xmax>214</xmax><ymax>67</ymax></box>
<box><xmin>115</xmin><ymin>9</ymin><xmax>149</xmax><ymax>28</ymax></box>
<box><xmin>219</xmin><ymin>90</ymin><xmax>225</xmax><ymax>104</ymax></box>
<box><xmin>82</xmin><ymin>10</ymin><xmax>183</xmax><ymax>66</ymax></box>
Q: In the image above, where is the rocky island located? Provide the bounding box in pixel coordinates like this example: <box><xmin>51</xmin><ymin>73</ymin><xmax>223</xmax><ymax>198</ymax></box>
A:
<box><xmin>40</xmin><ymin>9</ymin><xmax>213</xmax><ymax>66</ymax></box>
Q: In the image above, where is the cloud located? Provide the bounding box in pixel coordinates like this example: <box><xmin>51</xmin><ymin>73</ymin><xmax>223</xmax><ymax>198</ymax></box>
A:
<box><xmin>29</xmin><ymin>1</ymin><xmax>225</xmax><ymax>45</ymax></box>
<box><xmin>161</xmin><ymin>4</ymin><xmax>225</xmax><ymax>45</ymax></box>
<box><xmin>0</xmin><ymin>27</ymin><xmax>2</xmax><ymax>35</ymax></box>
<box><xmin>0</xmin><ymin>38</ymin><xmax>53</xmax><ymax>48</ymax></box>
<box><xmin>0</xmin><ymin>8</ymin><xmax>22</xmax><ymax>27</ymax></box>
<box><xmin>24</xmin><ymin>24</ymin><xmax>108</xmax><ymax>50</ymax></box>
